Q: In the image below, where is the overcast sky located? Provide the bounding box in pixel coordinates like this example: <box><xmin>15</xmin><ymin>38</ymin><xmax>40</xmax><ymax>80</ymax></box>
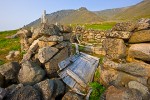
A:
<box><xmin>0</xmin><ymin>0</ymin><xmax>142</xmax><ymax>31</ymax></box>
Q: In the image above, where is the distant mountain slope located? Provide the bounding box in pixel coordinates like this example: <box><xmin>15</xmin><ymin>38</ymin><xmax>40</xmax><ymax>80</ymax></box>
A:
<box><xmin>114</xmin><ymin>0</ymin><xmax>150</xmax><ymax>20</ymax></box>
<box><xmin>25</xmin><ymin>0</ymin><xmax>150</xmax><ymax>28</ymax></box>
<box><xmin>25</xmin><ymin>7</ymin><xmax>103</xmax><ymax>28</ymax></box>
<box><xmin>94</xmin><ymin>7</ymin><xmax>128</xmax><ymax>20</ymax></box>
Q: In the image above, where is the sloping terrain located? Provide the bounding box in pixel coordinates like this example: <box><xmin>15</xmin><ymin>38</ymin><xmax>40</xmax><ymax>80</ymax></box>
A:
<box><xmin>25</xmin><ymin>0</ymin><xmax>150</xmax><ymax>28</ymax></box>
<box><xmin>114</xmin><ymin>0</ymin><xmax>150</xmax><ymax>20</ymax></box>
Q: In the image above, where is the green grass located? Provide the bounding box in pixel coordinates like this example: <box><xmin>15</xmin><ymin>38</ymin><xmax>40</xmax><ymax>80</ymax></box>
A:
<box><xmin>84</xmin><ymin>22</ymin><xmax>116</xmax><ymax>30</ymax></box>
<box><xmin>0</xmin><ymin>30</ymin><xmax>20</xmax><ymax>65</ymax></box>
<box><xmin>89</xmin><ymin>82</ymin><xmax>106</xmax><ymax>100</ymax></box>
<box><xmin>72</xmin><ymin>22</ymin><xmax>116</xmax><ymax>30</ymax></box>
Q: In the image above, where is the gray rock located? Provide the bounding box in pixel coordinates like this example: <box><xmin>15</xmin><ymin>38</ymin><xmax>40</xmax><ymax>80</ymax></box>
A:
<box><xmin>18</xmin><ymin>61</ymin><xmax>45</xmax><ymax>85</ymax></box>
<box><xmin>103</xmin><ymin>58</ymin><xmax>150</xmax><ymax>77</ymax></box>
<box><xmin>28</xmin><ymin>39</ymin><xmax>39</xmax><ymax>52</ymax></box>
<box><xmin>0</xmin><ymin>87</ymin><xmax>6</xmax><ymax>100</ymax></box>
<box><xmin>38</xmin><ymin>46</ymin><xmax>59</xmax><ymax>63</ymax></box>
<box><xmin>45</xmin><ymin>47</ymin><xmax>68</xmax><ymax>78</ymax></box>
<box><xmin>6</xmin><ymin>51</ymin><xmax>20</xmax><ymax>61</ymax></box>
<box><xmin>106</xmin><ymin>31</ymin><xmax>132</xmax><ymax>39</ymax></box>
<box><xmin>0</xmin><ymin>62</ymin><xmax>20</xmax><ymax>80</ymax></box>
<box><xmin>62</xmin><ymin>33</ymin><xmax>72</xmax><ymax>41</ymax></box>
<box><xmin>5</xmin><ymin>85</ymin><xmax>41</xmax><ymax>100</ymax></box>
<box><xmin>39</xmin><ymin>35</ymin><xmax>63</xmax><ymax>42</ymax></box>
<box><xmin>62</xmin><ymin>91</ymin><xmax>84</xmax><ymax>100</ymax></box>
<box><xmin>129</xmin><ymin>30</ymin><xmax>150</xmax><ymax>43</ymax></box>
<box><xmin>106</xmin><ymin>86</ymin><xmax>142</xmax><ymax>100</ymax></box>
<box><xmin>128</xmin><ymin>43</ymin><xmax>150</xmax><ymax>61</ymax></box>
<box><xmin>58</xmin><ymin>25</ymin><xmax>73</xmax><ymax>33</ymax></box>
<box><xmin>17</xmin><ymin>29</ymin><xmax>32</xmax><ymax>38</ymax></box>
<box><xmin>34</xmin><ymin>78</ymin><xmax>65</xmax><ymax>100</ymax></box>
<box><xmin>52</xmin><ymin>78</ymin><xmax>65</xmax><ymax>98</ymax></box>
<box><xmin>34</xmin><ymin>79</ymin><xmax>54</xmax><ymax>100</ymax></box>
<box><xmin>100</xmin><ymin>66</ymin><xmax>147</xmax><ymax>87</ymax></box>
<box><xmin>136</xmin><ymin>18</ymin><xmax>150</xmax><ymax>31</ymax></box>
<box><xmin>128</xmin><ymin>81</ymin><xmax>150</xmax><ymax>99</ymax></box>
<box><xmin>111</xmin><ymin>22</ymin><xmax>136</xmax><ymax>32</ymax></box>
<box><xmin>102</xmin><ymin>38</ymin><xmax>126</xmax><ymax>60</ymax></box>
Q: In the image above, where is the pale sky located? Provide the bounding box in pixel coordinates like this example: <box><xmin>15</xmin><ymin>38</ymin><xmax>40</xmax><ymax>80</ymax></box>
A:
<box><xmin>0</xmin><ymin>0</ymin><xmax>142</xmax><ymax>31</ymax></box>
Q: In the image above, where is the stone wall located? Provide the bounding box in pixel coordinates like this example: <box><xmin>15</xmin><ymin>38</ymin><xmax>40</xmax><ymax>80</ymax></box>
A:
<box><xmin>99</xmin><ymin>18</ymin><xmax>150</xmax><ymax>99</ymax></box>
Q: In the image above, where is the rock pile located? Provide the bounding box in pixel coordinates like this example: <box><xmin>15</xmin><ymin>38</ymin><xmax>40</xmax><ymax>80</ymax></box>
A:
<box><xmin>99</xmin><ymin>18</ymin><xmax>150</xmax><ymax>100</ymax></box>
<box><xmin>0</xmin><ymin>23</ymin><xmax>74</xmax><ymax>100</ymax></box>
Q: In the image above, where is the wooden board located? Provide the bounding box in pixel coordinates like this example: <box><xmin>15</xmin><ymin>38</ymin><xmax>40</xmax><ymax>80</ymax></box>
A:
<box><xmin>58</xmin><ymin>52</ymin><xmax>99</xmax><ymax>94</ymax></box>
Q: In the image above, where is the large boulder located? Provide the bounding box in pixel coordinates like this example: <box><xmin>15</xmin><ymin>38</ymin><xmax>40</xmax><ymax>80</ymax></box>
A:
<box><xmin>62</xmin><ymin>91</ymin><xmax>84</xmax><ymax>100</ymax></box>
<box><xmin>129</xmin><ymin>30</ymin><xmax>150</xmax><ymax>43</ymax></box>
<box><xmin>45</xmin><ymin>47</ymin><xmax>68</xmax><ymax>77</ymax></box>
<box><xmin>128</xmin><ymin>43</ymin><xmax>150</xmax><ymax>61</ymax></box>
<box><xmin>5</xmin><ymin>85</ymin><xmax>41</xmax><ymax>100</ymax></box>
<box><xmin>18</xmin><ymin>61</ymin><xmax>45</xmax><ymax>85</ymax></box>
<box><xmin>102</xmin><ymin>38</ymin><xmax>126</xmax><ymax>60</ymax></box>
<box><xmin>106</xmin><ymin>86</ymin><xmax>142</xmax><ymax>100</ymax></box>
<box><xmin>106</xmin><ymin>31</ymin><xmax>132</xmax><ymax>39</ymax></box>
<box><xmin>38</xmin><ymin>46</ymin><xmax>59</xmax><ymax>63</ymax></box>
<box><xmin>0</xmin><ymin>62</ymin><xmax>20</xmax><ymax>80</ymax></box>
<box><xmin>103</xmin><ymin>58</ymin><xmax>150</xmax><ymax>77</ymax></box>
<box><xmin>100</xmin><ymin>67</ymin><xmax>147</xmax><ymax>87</ymax></box>
<box><xmin>111</xmin><ymin>22</ymin><xmax>136</xmax><ymax>32</ymax></box>
<box><xmin>128</xmin><ymin>81</ymin><xmax>150</xmax><ymax>100</ymax></box>
<box><xmin>34</xmin><ymin>79</ymin><xmax>54</xmax><ymax>100</ymax></box>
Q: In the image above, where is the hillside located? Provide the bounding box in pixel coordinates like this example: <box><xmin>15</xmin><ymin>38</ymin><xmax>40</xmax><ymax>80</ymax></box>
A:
<box><xmin>94</xmin><ymin>7</ymin><xmax>128</xmax><ymax>20</ymax></box>
<box><xmin>25</xmin><ymin>7</ymin><xmax>103</xmax><ymax>28</ymax></box>
<box><xmin>114</xmin><ymin>0</ymin><xmax>150</xmax><ymax>20</ymax></box>
<box><xmin>25</xmin><ymin>0</ymin><xmax>150</xmax><ymax>28</ymax></box>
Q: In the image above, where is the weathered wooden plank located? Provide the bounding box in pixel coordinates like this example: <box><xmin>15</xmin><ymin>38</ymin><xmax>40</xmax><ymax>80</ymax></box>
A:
<box><xmin>63</xmin><ymin>75</ymin><xmax>76</xmax><ymax>88</ymax></box>
<box><xmin>58</xmin><ymin>52</ymin><xmax>100</xmax><ymax>95</ymax></box>
<box><xmin>67</xmin><ymin>69</ymin><xmax>87</xmax><ymax>88</ymax></box>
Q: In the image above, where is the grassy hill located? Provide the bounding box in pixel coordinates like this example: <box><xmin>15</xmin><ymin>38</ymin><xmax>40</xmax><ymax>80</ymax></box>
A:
<box><xmin>94</xmin><ymin>7</ymin><xmax>128</xmax><ymax>20</ymax></box>
<box><xmin>114</xmin><ymin>0</ymin><xmax>150</xmax><ymax>20</ymax></box>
